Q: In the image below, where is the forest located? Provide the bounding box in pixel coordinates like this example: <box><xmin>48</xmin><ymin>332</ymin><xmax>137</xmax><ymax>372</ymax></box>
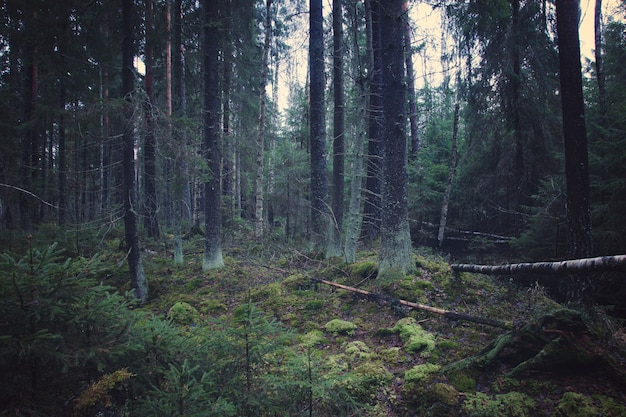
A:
<box><xmin>1</xmin><ymin>0</ymin><xmax>626</xmax><ymax>415</ymax></box>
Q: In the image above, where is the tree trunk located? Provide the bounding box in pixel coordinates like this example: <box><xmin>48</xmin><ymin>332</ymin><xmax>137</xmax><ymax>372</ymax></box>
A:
<box><xmin>171</xmin><ymin>0</ymin><xmax>185</xmax><ymax>265</ymax></box>
<box><xmin>555</xmin><ymin>0</ymin><xmax>594</xmax><ymax>307</ymax></box>
<box><xmin>594</xmin><ymin>0</ymin><xmax>606</xmax><ymax>119</ymax></box>
<box><xmin>451</xmin><ymin>254</ymin><xmax>626</xmax><ymax>274</ymax></box>
<box><xmin>309</xmin><ymin>0</ymin><xmax>328</xmax><ymax>248</ymax></box>
<box><xmin>255</xmin><ymin>0</ymin><xmax>273</xmax><ymax>240</ymax></box>
<box><xmin>403</xmin><ymin>2</ymin><xmax>420</xmax><ymax>158</ymax></box>
<box><xmin>438</xmin><ymin>101</ymin><xmax>460</xmax><ymax>247</ymax></box>
<box><xmin>362</xmin><ymin>0</ymin><xmax>383</xmax><ymax>242</ymax></box>
<box><xmin>344</xmin><ymin>0</ymin><xmax>367</xmax><ymax>264</ymax></box>
<box><xmin>143</xmin><ymin>0</ymin><xmax>160</xmax><ymax>238</ymax></box>
<box><xmin>378</xmin><ymin>0</ymin><xmax>414</xmax><ymax>275</ymax></box>
<box><xmin>327</xmin><ymin>0</ymin><xmax>345</xmax><ymax>258</ymax></box>
<box><xmin>20</xmin><ymin>5</ymin><xmax>38</xmax><ymax>230</ymax></box>
<box><xmin>122</xmin><ymin>0</ymin><xmax>148</xmax><ymax>303</ymax></box>
<box><xmin>202</xmin><ymin>0</ymin><xmax>224</xmax><ymax>270</ymax></box>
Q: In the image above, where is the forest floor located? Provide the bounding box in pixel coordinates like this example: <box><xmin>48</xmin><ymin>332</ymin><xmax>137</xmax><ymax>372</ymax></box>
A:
<box><xmin>109</xmin><ymin>229</ymin><xmax>626</xmax><ymax>416</ymax></box>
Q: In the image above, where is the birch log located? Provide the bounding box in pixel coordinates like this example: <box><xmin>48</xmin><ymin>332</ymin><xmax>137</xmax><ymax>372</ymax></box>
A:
<box><xmin>451</xmin><ymin>254</ymin><xmax>626</xmax><ymax>275</ymax></box>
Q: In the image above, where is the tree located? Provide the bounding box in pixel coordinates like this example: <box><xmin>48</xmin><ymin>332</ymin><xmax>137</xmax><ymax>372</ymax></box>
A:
<box><xmin>378</xmin><ymin>0</ymin><xmax>414</xmax><ymax>275</ymax></box>
<box><xmin>202</xmin><ymin>0</ymin><xmax>224</xmax><ymax>270</ymax></box>
<box><xmin>555</xmin><ymin>0</ymin><xmax>593</xmax><ymax>306</ymax></box>
<box><xmin>309</xmin><ymin>0</ymin><xmax>328</xmax><ymax>247</ymax></box>
<box><xmin>327</xmin><ymin>0</ymin><xmax>344</xmax><ymax>258</ymax></box>
<box><xmin>122</xmin><ymin>0</ymin><xmax>148</xmax><ymax>303</ymax></box>
<box><xmin>143</xmin><ymin>0</ymin><xmax>160</xmax><ymax>238</ymax></box>
<box><xmin>254</xmin><ymin>0</ymin><xmax>273</xmax><ymax>240</ymax></box>
<box><xmin>362</xmin><ymin>0</ymin><xmax>383</xmax><ymax>242</ymax></box>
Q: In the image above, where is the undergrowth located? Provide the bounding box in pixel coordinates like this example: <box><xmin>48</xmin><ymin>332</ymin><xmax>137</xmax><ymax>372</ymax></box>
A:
<box><xmin>1</xmin><ymin>232</ymin><xmax>625</xmax><ymax>416</ymax></box>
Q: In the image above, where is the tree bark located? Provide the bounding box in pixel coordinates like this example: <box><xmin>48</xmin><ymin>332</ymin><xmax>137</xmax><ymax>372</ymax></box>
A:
<box><xmin>143</xmin><ymin>0</ymin><xmax>160</xmax><ymax>238</ymax></box>
<box><xmin>378</xmin><ymin>0</ymin><xmax>414</xmax><ymax>274</ymax></box>
<box><xmin>451</xmin><ymin>254</ymin><xmax>626</xmax><ymax>274</ymax></box>
<box><xmin>594</xmin><ymin>0</ymin><xmax>606</xmax><ymax>119</ymax></box>
<box><xmin>122</xmin><ymin>0</ymin><xmax>148</xmax><ymax>303</ymax></box>
<box><xmin>438</xmin><ymin>101</ymin><xmax>460</xmax><ymax>247</ymax></box>
<box><xmin>344</xmin><ymin>0</ymin><xmax>367</xmax><ymax>263</ymax></box>
<box><xmin>309</xmin><ymin>0</ymin><xmax>328</xmax><ymax>247</ymax></box>
<box><xmin>403</xmin><ymin>1</ymin><xmax>420</xmax><ymax>158</ymax></box>
<box><xmin>202</xmin><ymin>0</ymin><xmax>224</xmax><ymax>270</ymax></box>
<box><xmin>556</xmin><ymin>0</ymin><xmax>594</xmax><ymax>306</ymax></box>
<box><xmin>362</xmin><ymin>0</ymin><xmax>383</xmax><ymax>241</ymax></box>
<box><xmin>327</xmin><ymin>0</ymin><xmax>345</xmax><ymax>258</ymax></box>
<box><xmin>313</xmin><ymin>278</ymin><xmax>512</xmax><ymax>329</ymax></box>
<box><xmin>255</xmin><ymin>0</ymin><xmax>273</xmax><ymax>240</ymax></box>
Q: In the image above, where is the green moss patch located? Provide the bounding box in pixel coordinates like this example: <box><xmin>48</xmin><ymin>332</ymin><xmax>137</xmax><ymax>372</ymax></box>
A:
<box><xmin>391</xmin><ymin>317</ymin><xmax>436</xmax><ymax>356</ymax></box>
<box><xmin>324</xmin><ymin>318</ymin><xmax>358</xmax><ymax>335</ymax></box>
<box><xmin>462</xmin><ymin>391</ymin><xmax>535</xmax><ymax>417</ymax></box>
<box><xmin>167</xmin><ymin>301</ymin><xmax>200</xmax><ymax>325</ymax></box>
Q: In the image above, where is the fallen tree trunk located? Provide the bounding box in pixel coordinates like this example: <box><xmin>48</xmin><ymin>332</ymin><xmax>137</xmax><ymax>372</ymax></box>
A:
<box><xmin>312</xmin><ymin>278</ymin><xmax>513</xmax><ymax>330</ymax></box>
<box><xmin>451</xmin><ymin>254</ymin><xmax>626</xmax><ymax>275</ymax></box>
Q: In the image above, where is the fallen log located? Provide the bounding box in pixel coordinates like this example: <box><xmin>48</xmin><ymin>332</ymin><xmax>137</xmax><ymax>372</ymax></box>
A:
<box><xmin>451</xmin><ymin>254</ymin><xmax>626</xmax><ymax>275</ymax></box>
<box><xmin>311</xmin><ymin>278</ymin><xmax>513</xmax><ymax>330</ymax></box>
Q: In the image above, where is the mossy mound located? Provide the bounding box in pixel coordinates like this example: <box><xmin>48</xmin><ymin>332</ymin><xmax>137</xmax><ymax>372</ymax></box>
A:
<box><xmin>324</xmin><ymin>318</ymin><xmax>358</xmax><ymax>335</ymax></box>
<box><xmin>462</xmin><ymin>391</ymin><xmax>535</xmax><ymax>417</ymax></box>
<box><xmin>391</xmin><ymin>317</ymin><xmax>436</xmax><ymax>356</ymax></box>
<box><xmin>167</xmin><ymin>301</ymin><xmax>200</xmax><ymax>325</ymax></box>
<box><xmin>404</xmin><ymin>363</ymin><xmax>441</xmax><ymax>384</ymax></box>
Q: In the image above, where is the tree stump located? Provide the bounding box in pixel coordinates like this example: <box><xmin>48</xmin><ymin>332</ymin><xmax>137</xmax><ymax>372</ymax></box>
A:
<box><xmin>445</xmin><ymin>309</ymin><xmax>626</xmax><ymax>382</ymax></box>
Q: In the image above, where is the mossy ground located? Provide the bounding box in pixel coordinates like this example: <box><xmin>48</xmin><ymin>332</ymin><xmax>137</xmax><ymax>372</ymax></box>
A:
<box><xmin>100</xmin><ymin>233</ymin><xmax>626</xmax><ymax>416</ymax></box>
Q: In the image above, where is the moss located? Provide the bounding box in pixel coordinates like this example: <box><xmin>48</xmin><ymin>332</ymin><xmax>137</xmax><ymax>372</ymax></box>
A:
<box><xmin>391</xmin><ymin>317</ymin><xmax>436</xmax><ymax>356</ymax></box>
<box><xmin>379</xmin><ymin>347</ymin><xmax>403</xmax><ymax>364</ymax></box>
<box><xmin>324</xmin><ymin>318</ymin><xmax>358</xmax><ymax>335</ymax></box>
<box><xmin>427</xmin><ymin>383</ymin><xmax>460</xmax><ymax>406</ymax></box>
<box><xmin>281</xmin><ymin>273</ymin><xmax>310</xmax><ymax>291</ymax></box>
<box><xmin>344</xmin><ymin>340</ymin><xmax>372</xmax><ymax>360</ymax></box>
<box><xmin>300</xmin><ymin>330</ymin><xmax>325</xmax><ymax>347</ymax></box>
<box><xmin>305</xmin><ymin>299</ymin><xmax>324</xmax><ymax>310</ymax></box>
<box><xmin>446</xmin><ymin>370</ymin><xmax>477</xmax><ymax>392</ymax></box>
<box><xmin>199</xmin><ymin>299</ymin><xmax>227</xmax><ymax>314</ymax></box>
<box><xmin>349</xmin><ymin>260</ymin><xmax>378</xmax><ymax>280</ymax></box>
<box><xmin>74</xmin><ymin>369</ymin><xmax>133</xmax><ymax>415</ymax></box>
<box><xmin>167</xmin><ymin>301</ymin><xmax>200</xmax><ymax>325</ymax></box>
<box><xmin>462</xmin><ymin>391</ymin><xmax>535</xmax><ymax>417</ymax></box>
<box><xmin>594</xmin><ymin>394</ymin><xmax>626</xmax><ymax>416</ymax></box>
<box><xmin>251</xmin><ymin>282</ymin><xmax>282</xmax><ymax>301</ymax></box>
<box><xmin>555</xmin><ymin>392</ymin><xmax>599</xmax><ymax>417</ymax></box>
<box><xmin>404</xmin><ymin>363</ymin><xmax>441</xmax><ymax>384</ymax></box>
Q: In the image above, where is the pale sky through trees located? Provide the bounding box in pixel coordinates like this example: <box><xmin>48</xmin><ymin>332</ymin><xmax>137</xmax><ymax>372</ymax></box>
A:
<box><xmin>272</xmin><ymin>0</ymin><xmax>623</xmax><ymax>119</ymax></box>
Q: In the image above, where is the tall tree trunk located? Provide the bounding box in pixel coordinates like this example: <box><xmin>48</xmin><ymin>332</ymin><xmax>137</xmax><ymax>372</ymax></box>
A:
<box><xmin>403</xmin><ymin>2</ymin><xmax>420</xmax><ymax>158</ymax></box>
<box><xmin>555</xmin><ymin>0</ymin><xmax>594</xmax><ymax>307</ymax></box>
<box><xmin>222</xmin><ymin>0</ymin><xmax>234</xmax><ymax>222</ymax></box>
<box><xmin>594</xmin><ymin>0</ymin><xmax>606</xmax><ymax>119</ymax></box>
<box><xmin>202</xmin><ymin>0</ymin><xmax>224</xmax><ymax>270</ymax></box>
<box><xmin>171</xmin><ymin>0</ymin><xmax>185</xmax><ymax>264</ymax></box>
<box><xmin>255</xmin><ymin>0</ymin><xmax>273</xmax><ymax>240</ymax></box>
<box><xmin>58</xmin><ymin>80</ymin><xmax>67</xmax><ymax>226</ymax></box>
<box><xmin>327</xmin><ymin>0</ymin><xmax>344</xmax><ymax>258</ymax></box>
<box><xmin>143</xmin><ymin>0</ymin><xmax>160</xmax><ymax>238</ymax></box>
<box><xmin>362</xmin><ymin>0</ymin><xmax>383</xmax><ymax>242</ymax></box>
<box><xmin>122</xmin><ymin>0</ymin><xmax>148</xmax><ymax>303</ymax></box>
<box><xmin>378</xmin><ymin>0</ymin><xmax>414</xmax><ymax>274</ymax></box>
<box><xmin>438</xmin><ymin>101</ymin><xmax>460</xmax><ymax>247</ymax></box>
<box><xmin>20</xmin><ymin>5</ymin><xmax>38</xmax><ymax>230</ymax></box>
<box><xmin>344</xmin><ymin>0</ymin><xmax>367</xmax><ymax>263</ymax></box>
<box><xmin>309</xmin><ymin>0</ymin><xmax>328</xmax><ymax>247</ymax></box>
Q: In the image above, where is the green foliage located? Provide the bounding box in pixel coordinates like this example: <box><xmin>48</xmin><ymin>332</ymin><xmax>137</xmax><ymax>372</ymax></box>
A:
<box><xmin>74</xmin><ymin>368</ymin><xmax>134</xmax><ymax>416</ymax></box>
<box><xmin>0</xmin><ymin>243</ymin><xmax>139</xmax><ymax>410</ymax></box>
<box><xmin>324</xmin><ymin>318</ymin><xmax>358</xmax><ymax>335</ymax></box>
<box><xmin>167</xmin><ymin>301</ymin><xmax>200</xmax><ymax>325</ymax></box>
<box><xmin>404</xmin><ymin>363</ymin><xmax>441</xmax><ymax>384</ymax></box>
<box><xmin>462</xmin><ymin>391</ymin><xmax>536</xmax><ymax>417</ymax></box>
<box><xmin>391</xmin><ymin>317</ymin><xmax>436</xmax><ymax>356</ymax></box>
